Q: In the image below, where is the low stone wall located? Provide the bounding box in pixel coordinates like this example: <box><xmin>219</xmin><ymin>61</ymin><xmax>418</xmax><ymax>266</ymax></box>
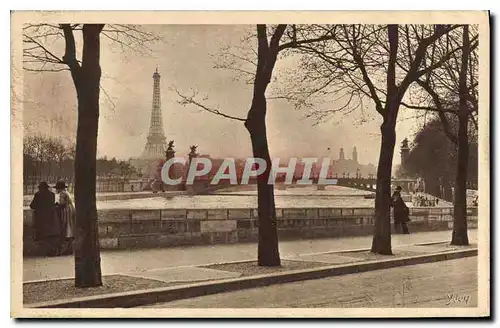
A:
<box><xmin>22</xmin><ymin>206</ymin><xmax>478</xmax><ymax>256</ymax></box>
<box><xmin>23</xmin><ymin>191</ymin><xmax>187</xmax><ymax>207</ymax></box>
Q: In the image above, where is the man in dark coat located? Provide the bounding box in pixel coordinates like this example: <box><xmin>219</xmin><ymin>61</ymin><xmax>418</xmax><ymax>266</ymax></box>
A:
<box><xmin>391</xmin><ymin>186</ymin><xmax>410</xmax><ymax>234</ymax></box>
<box><xmin>29</xmin><ymin>182</ymin><xmax>58</xmax><ymax>255</ymax></box>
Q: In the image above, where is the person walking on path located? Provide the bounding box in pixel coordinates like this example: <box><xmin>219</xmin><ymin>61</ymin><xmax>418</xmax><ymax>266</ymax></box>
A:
<box><xmin>391</xmin><ymin>186</ymin><xmax>410</xmax><ymax>234</ymax></box>
<box><xmin>54</xmin><ymin>181</ymin><xmax>76</xmax><ymax>255</ymax></box>
<box><xmin>29</xmin><ymin>181</ymin><xmax>60</xmax><ymax>256</ymax></box>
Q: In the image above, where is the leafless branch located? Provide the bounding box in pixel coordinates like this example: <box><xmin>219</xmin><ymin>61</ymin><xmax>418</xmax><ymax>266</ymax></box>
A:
<box><xmin>23</xmin><ymin>23</ymin><xmax>163</xmax><ymax>74</ymax></box>
<box><xmin>171</xmin><ymin>87</ymin><xmax>246</xmax><ymax>122</ymax></box>
<box><xmin>23</xmin><ymin>33</ymin><xmax>64</xmax><ymax>65</ymax></box>
<box><xmin>100</xmin><ymin>84</ymin><xmax>116</xmax><ymax>111</ymax></box>
<box><xmin>278</xmin><ymin>28</ymin><xmax>337</xmax><ymax>51</ymax></box>
<box><xmin>399</xmin><ymin>102</ymin><xmax>441</xmax><ymax>112</ymax></box>
<box><xmin>60</xmin><ymin>24</ymin><xmax>80</xmax><ymax>71</ymax></box>
<box><xmin>101</xmin><ymin>24</ymin><xmax>162</xmax><ymax>55</ymax></box>
<box><xmin>23</xmin><ymin>66</ymin><xmax>69</xmax><ymax>73</ymax></box>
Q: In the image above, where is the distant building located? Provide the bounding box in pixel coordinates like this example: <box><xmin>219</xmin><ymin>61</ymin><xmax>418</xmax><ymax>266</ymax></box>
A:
<box><xmin>330</xmin><ymin>146</ymin><xmax>376</xmax><ymax>178</ymax></box>
<box><xmin>196</xmin><ymin>146</ymin><xmax>377</xmax><ymax>182</ymax></box>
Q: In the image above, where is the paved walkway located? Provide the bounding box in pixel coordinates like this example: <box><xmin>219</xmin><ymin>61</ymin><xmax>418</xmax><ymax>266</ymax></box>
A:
<box><xmin>23</xmin><ymin>230</ymin><xmax>477</xmax><ymax>282</ymax></box>
<box><xmin>145</xmin><ymin>257</ymin><xmax>478</xmax><ymax>308</ymax></box>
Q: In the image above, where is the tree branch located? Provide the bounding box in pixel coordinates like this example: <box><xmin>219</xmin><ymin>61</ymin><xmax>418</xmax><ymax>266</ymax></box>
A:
<box><xmin>60</xmin><ymin>24</ymin><xmax>80</xmax><ymax>71</ymax></box>
<box><xmin>414</xmin><ymin>35</ymin><xmax>478</xmax><ymax>80</ymax></box>
<box><xmin>348</xmin><ymin>26</ymin><xmax>384</xmax><ymax>115</ymax></box>
<box><xmin>399</xmin><ymin>102</ymin><xmax>438</xmax><ymax>112</ymax></box>
<box><xmin>269</xmin><ymin>25</ymin><xmax>287</xmax><ymax>53</ymax></box>
<box><xmin>437</xmin><ymin>111</ymin><xmax>458</xmax><ymax>145</ymax></box>
<box><xmin>100</xmin><ymin>24</ymin><xmax>162</xmax><ymax>56</ymax></box>
<box><xmin>23</xmin><ymin>34</ymin><xmax>64</xmax><ymax>65</ymax></box>
<box><xmin>278</xmin><ymin>28</ymin><xmax>336</xmax><ymax>52</ymax></box>
<box><xmin>172</xmin><ymin>87</ymin><xmax>246</xmax><ymax>122</ymax></box>
<box><xmin>23</xmin><ymin>66</ymin><xmax>69</xmax><ymax>73</ymax></box>
<box><xmin>100</xmin><ymin>84</ymin><xmax>116</xmax><ymax>111</ymax></box>
<box><xmin>398</xmin><ymin>25</ymin><xmax>458</xmax><ymax>98</ymax></box>
<box><xmin>415</xmin><ymin>77</ymin><xmax>459</xmax><ymax>144</ymax></box>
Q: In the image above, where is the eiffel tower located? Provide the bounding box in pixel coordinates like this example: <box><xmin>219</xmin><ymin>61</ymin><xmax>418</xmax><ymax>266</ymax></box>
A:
<box><xmin>142</xmin><ymin>68</ymin><xmax>167</xmax><ymax>159</ymax></box>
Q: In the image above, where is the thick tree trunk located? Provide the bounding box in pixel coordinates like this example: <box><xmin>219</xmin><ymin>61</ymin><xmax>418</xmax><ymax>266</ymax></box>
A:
<box><xmin>245</xmin><ymin>92</ymin><xmax>281</xmax><ymax>267</ymax></box>
<box><xmin>371</xmin><ymin>119</ymin><xmax>396</xmax><ymax>255</ymax></box>
<box><xmin>451</xmin><ymin>25</ymin><xmax>470</xmax><ymax>246</ymax></box>
<box><xmin>370</xmin><ymin>25</ymin><xmax>399</xmax><ymax>255</ymax></box>
<box><xmin>238</xmin><ymin>24</ymin><xmax>286</xmax><ymax>267</ymax></box>
<box><xmin>73</xmin><ymin>25</ymin><xmax>103</xmax><ymax>287</ymax></box>
<box><xmin>451</xmin><ymin>113</ymin><xmax>469</xmax><ymax>245</ymax></box>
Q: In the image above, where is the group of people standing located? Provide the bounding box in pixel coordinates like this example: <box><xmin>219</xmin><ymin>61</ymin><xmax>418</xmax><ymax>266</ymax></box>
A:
<box><xmin>29</xmin><ymin>181</ymin><xmax>76</xmax><ymax>256</ymax></box>
<box><xmin>412</xmin><ymin>194</ymin><xmax>440</xmax><ymax>207</ymax></box>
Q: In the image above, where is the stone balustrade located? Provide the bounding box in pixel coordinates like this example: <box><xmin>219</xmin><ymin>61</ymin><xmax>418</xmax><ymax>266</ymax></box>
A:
<box><xmin>22</xmin><ymin>206</ymin><xmax>478</xmax><ymax>256</ymax></box>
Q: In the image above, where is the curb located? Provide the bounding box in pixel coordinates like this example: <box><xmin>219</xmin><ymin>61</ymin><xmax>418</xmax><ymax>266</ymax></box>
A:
<box><xmin>414</xmin><ymin>240</ymin><xmax>452</xmax><ymax>246</ymax></box>
<box><xmin>26</xmin><ymin>248</ymin><xmax>477</xmax><ymax>308</ymax></box>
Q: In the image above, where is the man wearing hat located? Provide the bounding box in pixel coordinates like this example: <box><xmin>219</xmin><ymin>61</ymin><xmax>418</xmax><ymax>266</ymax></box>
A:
<box><xmin>391</xmin><ymin>186</ymin><xmax>410</xmax><ymax>234</ymax></box>
<box><xmin>29</xmin><ymin>181</ymin><xmax>59</xmax><ymax>255</ymax></box>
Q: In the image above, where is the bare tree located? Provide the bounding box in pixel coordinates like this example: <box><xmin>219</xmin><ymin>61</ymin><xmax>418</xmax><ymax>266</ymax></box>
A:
<box><xmin>276</xmin><ymin>24</ymin><xmax>461</xmax><ymax>254</ymax></box>
<box><xmin>23</xmin><ymin>136</ymin><xmax>39</xmax><ymax>180</ymax></box>
<box><xmin>43</xmin><ymin>137</ymin><xmax>61</xmax><ymax>178</ymax></box>
<box><xmin>23</xmin><ymin>23</ymin><xmax>161</xmax><ymax>287</ymax></box>
<box><xmin>175</xmin><ymin>25</ymin><xmax>336</xmax><ymax>266</ymax></box>
<box><xmin>32</xmin><ymin>135</ymin><xmax>48</xmax><ymax>178</ymax></box>
<box><xmin>403</xmin><ymin>25</ymin><xmax>478</xmax><ymax>245</ymax></box>
<box><xmin>52</xmin><ymin>138</ymin><xmax>70</xmax><ymax>177</ymax></box>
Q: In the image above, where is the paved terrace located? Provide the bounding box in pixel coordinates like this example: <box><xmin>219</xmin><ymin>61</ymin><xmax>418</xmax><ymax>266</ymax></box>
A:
<box><xmin>24</xmin><ymin>229</ymin><xmax>477</xmax><ymax>283</ymax></box>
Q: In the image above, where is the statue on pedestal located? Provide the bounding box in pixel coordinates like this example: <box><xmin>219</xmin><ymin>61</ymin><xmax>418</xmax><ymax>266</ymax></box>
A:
<box><xmin>167</xmin><ymin>140</ymin><xmax>174</xmax><ymax>150</ymax></box>
<box><xmin>165</xmin><ymin>140</ymin><xmax>175</xmax><ymax>160</ymax></box>
<box><xmin>188</xmin><ymin>145</ymin><xmax>198</xmax><ymax>160</ymax></box>
<box><xmin>184</xmin><ymin>145</ymin><xmax>200</xmax><ymax>192</ymax></box>
<box><xmin>187</xmin><ymin>145</ymin><xmax>199</xmax><ymax>176</ymax></box>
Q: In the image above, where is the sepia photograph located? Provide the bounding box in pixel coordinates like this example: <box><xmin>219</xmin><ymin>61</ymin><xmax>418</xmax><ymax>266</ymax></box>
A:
<box><xmin>10</xmin><ymin>10</ymin><xmax>490</xmax><ymax>318</ymax></box>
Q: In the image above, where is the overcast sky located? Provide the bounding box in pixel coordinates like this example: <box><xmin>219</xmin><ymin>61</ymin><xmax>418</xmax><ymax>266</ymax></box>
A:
<box><xmin>23</xmin><ymin>24</ymin><xmax>426</xmax><ymax>166</ymax></box>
